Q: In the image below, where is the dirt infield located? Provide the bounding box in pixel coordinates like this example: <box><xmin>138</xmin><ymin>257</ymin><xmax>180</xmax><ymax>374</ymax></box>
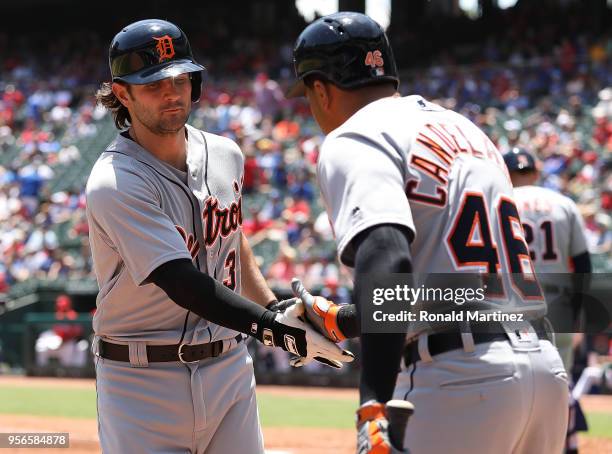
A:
<box><xmin>0</xmin><ymin>413</ymin><xmax>610</xmax><ymax>454</ymax></box>
<box><xmin>0</xmin><ymin>376</ymin><xmax>95</xmax><ymax>389</ymax></box>
<box><xmin>0</xmin><ymin>376</ymin><xmax>611</xmax><ymax>453</ymax></box>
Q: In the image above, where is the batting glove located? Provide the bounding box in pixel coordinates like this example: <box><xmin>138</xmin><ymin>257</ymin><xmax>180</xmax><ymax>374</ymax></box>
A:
<box><xmin>267</xmin><ymin>288</ymin><xmax>346</xmax><ymax>368</ymax></box>
<box><xmin>265</xmin><ymin>297</ymin><xmax>299</xmax><ymax>313</ymax></box>
<box><xmin>292</xmin><ymin>278</ymin><xmax>347</xmax><ymax>343</ymax></box>
<box><xmin>356</xmin><ymin>401</ymin><xmax>409</xmax><ymax>454</ymax></box>
<box><xmin>254</xmin><ymin>300</ymin><xmax>354</xmax><ymax>368</ymax></box>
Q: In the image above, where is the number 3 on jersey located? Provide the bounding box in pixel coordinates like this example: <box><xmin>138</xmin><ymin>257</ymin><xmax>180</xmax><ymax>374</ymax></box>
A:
<box><xmin>223</xmin><ymin>249</ymin><xmax>236</xmax><ymax>290</ymax></box>
<box><xmin>447</xmin><ymin>192</ymin><xmax>543</xmax><ymax>301</ymax></box>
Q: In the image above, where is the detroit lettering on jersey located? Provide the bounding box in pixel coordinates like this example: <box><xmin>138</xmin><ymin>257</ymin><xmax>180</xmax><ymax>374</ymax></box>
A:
<box><xmin>175</xmin><ymin>225</ymin><xmax>201</xmax><ymax>260</ymax></box>
<box><xmin>174</xmin><ymin>178</ymin><xmax>243</xmax><ymax>257</ymax></box>
<box><xmin>407</xmin><ymin>122</ymin><xmax>510</xmax><ymax>207</ymax></box>
<box><xmin>203</xmin><ymin>179</ymin><xmax>243</xmax><ymax>247</ymax></box>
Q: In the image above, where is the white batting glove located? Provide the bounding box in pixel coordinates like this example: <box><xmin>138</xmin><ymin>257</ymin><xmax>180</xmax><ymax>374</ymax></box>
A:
<box><xmin>269</xmin><ymin>301</ymin><xmax>354</xmax><ymax>368</ymax></box>
<box><xmin>292</xmin><ymin>278</ymin><xmax>347</xmax><ymax>343</ymax></box>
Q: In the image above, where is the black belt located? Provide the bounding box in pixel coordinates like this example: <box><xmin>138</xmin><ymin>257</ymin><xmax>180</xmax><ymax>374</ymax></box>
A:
<box><xmin>99</xmin><ymin>334</ymin><xmax>243</xmax><ymax>364</ymax></box>
<box><xmin>542</xmin><ymin>285</ymin><xmax>570</xmax><ymax>296</ymax></box>
<box><xmin>404</xmin><ymin>321</ymin><xmax>548</xmax><ymax>366</ymax></box>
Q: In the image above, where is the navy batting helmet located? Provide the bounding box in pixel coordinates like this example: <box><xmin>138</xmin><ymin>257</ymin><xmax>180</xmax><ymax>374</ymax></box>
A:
<box><xmin>503</xmin><ymin>147</ymin><xmax>537</xmax><ymax>172</ymax></box>
<box><xmin>109</xmin><ymin>19</ymin><xmax>205</xmax><ymax>102</ymax></box>
<box><xmin>286</xmin><ymin>12</ymin><xmax>399</xmax><ymax>98</ymax></box>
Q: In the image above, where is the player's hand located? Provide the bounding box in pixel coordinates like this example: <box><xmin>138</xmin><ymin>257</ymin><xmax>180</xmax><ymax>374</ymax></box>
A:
<box><xmin>268</xmin><ymin>296</ymin><xmax>345</xmax><ymax>368</ymax></box>
<box><xmin>291</xmin><ymin>278</ymin><xmax>346</xmax><ymax>343</ymax></box>
<box><xmin>289</xmin><ymin>354</ymin><xmax>344</xmax><ymax>369</ymax></box>
<box><xmin>356</xmin><ymin>400</ymin><xmax>412</xmax><ymax>454</ymax></box>
<box><xmin>266</xmin><ymin>297</ymin><xmax>299</xmax><ymax>313</ymax></box>
<box><xmin>266</xmin><ymin>301</ymin><xmax>354</xmax><ymax>368</ymax></box>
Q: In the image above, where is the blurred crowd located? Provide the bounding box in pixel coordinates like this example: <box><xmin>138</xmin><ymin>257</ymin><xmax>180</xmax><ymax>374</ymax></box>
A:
<box><xmin>0</xmin><ymin>81</ymin><xmax>104</xmax><ymax>294</ymax></box>
<box><xmin>400</xmin><ymin>46</ymin><xmax>612</xmax><ymax>266</ymax></box>
<box><xmin>0</xmin><ymin>5</ymin><xmax>610</xmax><ymax>301</ymax></box>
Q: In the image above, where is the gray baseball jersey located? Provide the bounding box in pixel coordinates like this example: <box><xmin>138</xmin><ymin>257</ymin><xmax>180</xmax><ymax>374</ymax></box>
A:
<box><xmin>86</xmin><ymin>124</ymin><xmax>243</xmax><ymax>344</ymax></box>
<box><xmin>317</xmin><ymin>95</ymin><xmax>546</xmax><ymax>327</ymax></box>
<box><xmin>513</xmin><ymin>184</ymin><xmax>589</xmax><ymax>371</ymax></box>
<box><xmin>513</xmin><ymin>185</ymin><xmax>588</xmax><ymax>273</ymax></box>
<box><xmin>317</xmin><ymin>95</ymin><xmax>568</xmax><ymax>453</ymax></box>
<box><xmin>87</xmin><ymin>124</ymin><xmax>264</xmax><ymax>454</ymax></box>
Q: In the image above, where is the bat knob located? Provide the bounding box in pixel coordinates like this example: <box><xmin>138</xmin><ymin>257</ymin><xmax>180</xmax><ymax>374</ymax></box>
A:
<box><xmin>386</xmin><ymin>400</ymin><xmax>414</xmax><ymax>452</ymax></box>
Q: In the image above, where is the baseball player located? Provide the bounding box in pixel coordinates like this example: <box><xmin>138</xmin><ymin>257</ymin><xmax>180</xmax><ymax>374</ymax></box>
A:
<box><xmin>504</xmin><ymin>147</ymin><xmax>591</xmax><ymax>454</ymax></box>
<box><xmin>286</xmin><ymin>12</ymin><xmax>569</xmax><ymax>454</ymax></box>
<box><xmin>87</xmin><ymin>19</ymin><xmax>353</xmax><ymax>454</ymax></box>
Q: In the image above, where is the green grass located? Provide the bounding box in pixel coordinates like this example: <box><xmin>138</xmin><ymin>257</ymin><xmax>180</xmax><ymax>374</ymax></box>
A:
<box><xmin>0</xmin><ymin>386</ymin><xmax>356</xmax><ymax>428</ymax></box>
<box><xmin>258</xmin><ymin>395</ymin><xmax>355</xmax><ymax>428</ymax></box>
<box><xmin>0</xmin><ymin>385</ymin><xmax>611</xmax><ymax>437</ymax></box>
<box><xmin>584</xmin><ymin>412</ymin><xmax>612</xmax><ymax>439</ymax></box>
<box><xmin>0</xmin><ymin>387</ymin><xmax>97</xmax><ymax>419</ymax></box>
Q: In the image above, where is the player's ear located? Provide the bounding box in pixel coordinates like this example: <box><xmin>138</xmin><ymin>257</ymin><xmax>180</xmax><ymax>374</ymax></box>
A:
<box><xmin>112</xmin><ymin>82</ymin><xmax>131</xmax><ymax>108</ymax></box>
<box><xmin>312</xmin><ymin>79</ymin><xmax>332</xmax><ymax>111</ymax></box>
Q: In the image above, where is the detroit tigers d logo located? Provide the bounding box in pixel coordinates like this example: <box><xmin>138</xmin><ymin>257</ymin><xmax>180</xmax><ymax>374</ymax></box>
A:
<box><xmin>153</xmin><ymin>35</ymin><xmax>175</xmax><ymax>62</ymax></box>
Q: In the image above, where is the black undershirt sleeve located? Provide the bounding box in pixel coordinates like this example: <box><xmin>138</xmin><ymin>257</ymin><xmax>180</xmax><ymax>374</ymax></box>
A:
<box><xmin>570</xmin><ymin>251</ymin><xmax>592</xmax><ymax>328</ymax></box>
<box><xmin>149</xmin><ymin>258</ymin><xmax>270</xmax><ymax>335</ymax></box>
<box><xmin>351</xmin><ymin>224</ymin><xmax>414</xmax><ymax>404</ymax></box>
<box><xmin>337</xmin><ymin>304</ymin><xmax>358</xmax><ymax>338</ymax></box>
<box><xmin>571</xmin><ymin>251</ymin><xmax>591</xmax><ymax>274</ymax></box>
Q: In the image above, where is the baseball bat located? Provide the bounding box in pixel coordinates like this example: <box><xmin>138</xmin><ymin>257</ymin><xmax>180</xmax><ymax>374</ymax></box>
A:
<box><xmin>386</xmin><ymin>399</ymin><xmax>414</xmax><ymax>451</ymax></box>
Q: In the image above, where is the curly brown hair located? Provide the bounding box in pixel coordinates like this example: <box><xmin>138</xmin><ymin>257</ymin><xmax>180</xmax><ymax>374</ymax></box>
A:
<box><xmin>95</xmin><ymin>82</ymin><xmax>131</xmax><ymax>130</ymax></box>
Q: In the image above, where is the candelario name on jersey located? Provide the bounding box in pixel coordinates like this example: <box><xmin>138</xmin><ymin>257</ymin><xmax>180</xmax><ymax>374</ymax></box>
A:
<box><xmin>406</xmin><ymin>122</ymin><xmax>510</xmax><ymax>207</ymax></box>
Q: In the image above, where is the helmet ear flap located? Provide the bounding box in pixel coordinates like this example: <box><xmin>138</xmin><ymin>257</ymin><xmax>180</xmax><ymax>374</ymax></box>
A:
<box><xmin>190</xmin><ymin>72</ymin><xmax>203</xmax><ymax>102</ymax></box>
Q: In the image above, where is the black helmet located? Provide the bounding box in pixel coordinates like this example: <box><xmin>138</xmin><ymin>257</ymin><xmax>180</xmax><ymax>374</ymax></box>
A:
<box><xmin>503</xmin><ymin>147</ymin><xmax>537</xmax><ymax>172</ymax></box>
<box><xmin>286</xmin><ymin>12</ymin><xmax>399</xmax><ymax>98</ymax></box>
<box><xmin>109</xmin><ymin>19</ymin><xmax>205</xmax><ymax>102</ymax></box>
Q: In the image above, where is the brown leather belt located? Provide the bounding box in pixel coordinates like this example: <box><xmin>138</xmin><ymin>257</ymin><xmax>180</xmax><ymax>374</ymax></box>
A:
<box><xmin>99</xmin><ymin>334</ymin><xmax>243</xmax><ymax>364</ymax></box>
